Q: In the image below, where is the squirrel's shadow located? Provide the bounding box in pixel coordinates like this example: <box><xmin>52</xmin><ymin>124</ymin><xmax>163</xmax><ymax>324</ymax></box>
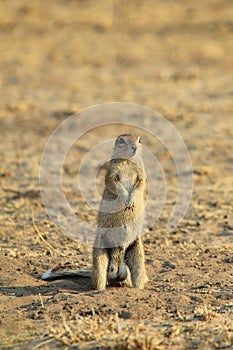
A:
<box><xmin>0</xmin><ymin>278</ymin><xmax>93</xmax><ymax>297</ymax></box>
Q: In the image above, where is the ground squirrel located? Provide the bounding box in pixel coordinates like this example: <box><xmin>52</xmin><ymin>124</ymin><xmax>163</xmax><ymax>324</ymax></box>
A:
<box><xmin>41</xmin><ymin>134</ymin><xmax>147</xmax><ymax>290</ymax></box>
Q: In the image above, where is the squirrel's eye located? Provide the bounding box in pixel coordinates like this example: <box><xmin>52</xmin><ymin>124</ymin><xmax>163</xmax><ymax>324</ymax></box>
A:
<box><xmin>118</xmin><ymin>138</ymin><xmax>125</xmax><ymax>146</ymax></box>
<box><xmin>139</xmin><ymin>137</ymin><xmax>142</xmax><ymax>144</ymax></box>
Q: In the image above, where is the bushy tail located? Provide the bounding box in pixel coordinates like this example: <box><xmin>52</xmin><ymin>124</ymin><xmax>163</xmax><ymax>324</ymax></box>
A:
<box><xmin>40</xmin><ymin>265</ymin><xmax>92</xmax><ymax>282</ymax></box>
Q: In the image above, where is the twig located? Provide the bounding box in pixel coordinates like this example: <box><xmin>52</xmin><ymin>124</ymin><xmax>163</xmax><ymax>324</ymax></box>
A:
<box><xmin>115</xmin><ymin>312</ymin><xmax>122</xmax><ymax>333</ymax></box>
<box><xmin>38</xmin><ymin>293</ymin><xmax>44</xmax><ymax>309</ymax></box>
<box><xmin>31</xmin><ymin>206</ymin><xmax>54</xmax><ymax>254</ymax></box>
<box><xmin>32</xmin><ymin>337</ymin><xmax>54</xmax><ymax>349</ymax></box>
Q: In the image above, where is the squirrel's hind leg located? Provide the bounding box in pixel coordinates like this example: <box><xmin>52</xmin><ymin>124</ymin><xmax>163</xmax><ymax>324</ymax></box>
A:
<box><xmin>92</xmin><ymin>248</ymin><xmax>109</xmax><ymax>291</ymax></box>
<box><xmin>125</xmin><ymin>239</ymin><xmax>147</xmax><ymax>289</ymax></box>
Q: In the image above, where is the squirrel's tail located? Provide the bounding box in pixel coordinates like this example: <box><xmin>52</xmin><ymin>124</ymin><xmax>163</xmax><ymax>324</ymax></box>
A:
<box><xmin>40</xmin><ymin>265</ymin><xmax>92</xmax><ymax>281</ymax></box>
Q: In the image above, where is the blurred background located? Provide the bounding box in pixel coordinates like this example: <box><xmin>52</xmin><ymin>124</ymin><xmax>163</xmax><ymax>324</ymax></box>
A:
<box><xmin>0</xmin><ymin>0</ymin><xmax>232</xmax><ymax>115</ymax></box>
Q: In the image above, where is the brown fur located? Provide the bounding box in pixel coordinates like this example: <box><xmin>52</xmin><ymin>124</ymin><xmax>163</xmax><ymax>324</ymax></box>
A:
<box><xmin>92</xmin><ymin>134</ymin><xmax>147</xmax><ymax>290</ymax></box>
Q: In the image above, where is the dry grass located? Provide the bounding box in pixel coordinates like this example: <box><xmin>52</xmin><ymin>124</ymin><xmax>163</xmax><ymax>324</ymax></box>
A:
<box><xmin>41</xmin><ymin>309</ymin><xmax>233</xmax><ymax>350</ymax></box>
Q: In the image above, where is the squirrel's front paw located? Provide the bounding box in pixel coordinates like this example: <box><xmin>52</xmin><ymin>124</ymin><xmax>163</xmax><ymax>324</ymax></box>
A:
<box><xmin>124</xmin><ymin>201</ymin><xmax>135</xmax><ymax>211</ymax></box>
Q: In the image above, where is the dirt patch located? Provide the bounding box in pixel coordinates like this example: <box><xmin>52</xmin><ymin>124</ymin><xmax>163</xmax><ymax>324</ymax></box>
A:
<box><xmin>0</xmin><ymin>0</ymin><xmax>233</xmax><ymax>349</ymax></box>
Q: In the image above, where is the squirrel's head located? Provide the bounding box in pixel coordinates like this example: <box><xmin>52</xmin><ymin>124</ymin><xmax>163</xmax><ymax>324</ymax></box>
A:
<box><xmin>114</xmin><ymin>134</ymin><xmax>142</xmax><ymax>159</ymax></box>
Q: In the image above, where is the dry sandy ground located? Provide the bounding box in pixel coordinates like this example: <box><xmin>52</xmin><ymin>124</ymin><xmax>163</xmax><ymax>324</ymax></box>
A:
<box><xmin>0</xmin><ymin>1</ymin><xmax>233</xmax><ymax>349</ymax></box>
